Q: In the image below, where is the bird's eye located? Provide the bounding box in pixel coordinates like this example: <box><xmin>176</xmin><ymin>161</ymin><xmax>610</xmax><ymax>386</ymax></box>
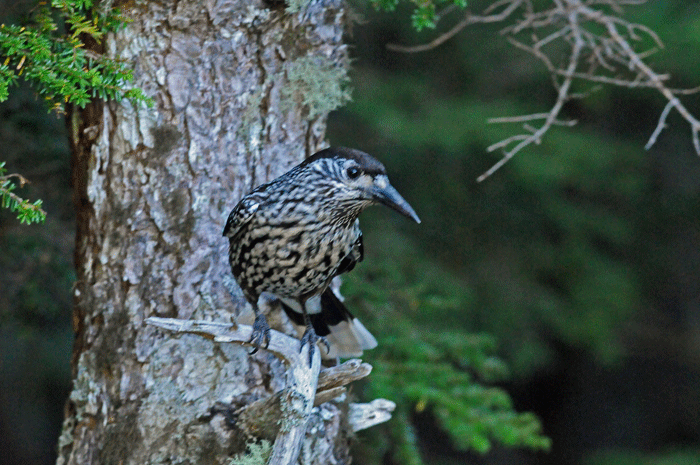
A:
<box><xmin>346</xmin><ymin>166</ymin><xmax>361</xmax><ymax>179</ymax></box>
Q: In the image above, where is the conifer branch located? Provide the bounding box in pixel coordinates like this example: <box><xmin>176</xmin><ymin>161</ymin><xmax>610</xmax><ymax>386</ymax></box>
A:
<box><xmin>0</xmin><ymin>0</ymin><xmax>152</xmax><ymax>223</ymax></box>
<box><xmin>0</xmin><ymin>163</ymin><xmax>46</xmax><ymax>224</ymax></box>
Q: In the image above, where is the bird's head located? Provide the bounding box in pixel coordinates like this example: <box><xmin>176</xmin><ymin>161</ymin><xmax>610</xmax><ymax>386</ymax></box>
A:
<box><xmin>298</xmin><ymin>147</ymin><xmax>421</xmax><ymax>224</ymax></box>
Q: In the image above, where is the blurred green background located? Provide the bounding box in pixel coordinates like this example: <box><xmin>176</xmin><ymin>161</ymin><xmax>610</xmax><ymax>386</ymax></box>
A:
<box><xmin>2</xmin><ymin>1</ymin><xmax>700</xmax><ymax>464</ymax></box>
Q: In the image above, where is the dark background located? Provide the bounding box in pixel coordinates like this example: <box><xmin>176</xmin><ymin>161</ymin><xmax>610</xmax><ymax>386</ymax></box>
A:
<box><xmin>2</xmin><ymin>1</ymin><xmax>700</xmax><ymax>464</ymax></box>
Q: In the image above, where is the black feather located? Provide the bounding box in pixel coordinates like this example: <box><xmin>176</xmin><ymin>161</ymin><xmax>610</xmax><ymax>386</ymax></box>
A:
<box><xmin>279</xmin><ymin>288</ymin><xmax>355</xmax><ymax>338</ymax></box>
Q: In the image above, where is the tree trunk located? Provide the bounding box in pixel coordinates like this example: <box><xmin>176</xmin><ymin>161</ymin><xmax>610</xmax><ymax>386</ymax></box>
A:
<box><xmin>58</xmin><ymin>1</ymin><xmax>356</xmax><ymax>463</ymax></box>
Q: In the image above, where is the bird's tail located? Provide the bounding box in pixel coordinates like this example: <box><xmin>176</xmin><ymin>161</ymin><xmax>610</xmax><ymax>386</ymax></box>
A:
<box><xmin>280</xmin><ymin>289</ymin><xmax>378</xmax><ymax>359</ymax></box>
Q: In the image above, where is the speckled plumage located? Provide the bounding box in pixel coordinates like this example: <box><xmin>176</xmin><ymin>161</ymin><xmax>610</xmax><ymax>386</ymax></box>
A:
<box><xmin>223</xmin><ymin>147</ymin><xmax>420</xmax><ymax>361</ymax></box>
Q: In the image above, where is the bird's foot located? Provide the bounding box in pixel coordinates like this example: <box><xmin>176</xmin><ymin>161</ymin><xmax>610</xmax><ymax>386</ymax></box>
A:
<box><xmin>248</xmin><ymin>313</ymin><xmax>271</xmax><ymax>354</ymax></box>
<box><xmin>299</xmin><ymin>326</ymin><xmax>330</xmax><ymax>366</ymax></box>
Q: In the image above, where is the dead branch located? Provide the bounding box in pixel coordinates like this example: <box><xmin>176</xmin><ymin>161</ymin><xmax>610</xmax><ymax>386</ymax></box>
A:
<box><xmin>1</xmin><ymin>172</ymin><xmax>31</xmax><ymax>187</ymax></box>
<box><xmin>386</xmin><ymin>0</ymin><xmax>700</xmax><ymax>179</ymax></box>
<box><xmin>348</xmin><ymin>398</ymin><xmax>397</xmax><ymax>432</ymax></box>
<box><xmin>479</xmin><ymin>4</ymin><xmax>586</xmax><ymax>182</ymax></box>
<box><xmin>317</xmin><ymin>358</ymin><xmax>372</xmax><ymax>391</ymax></box>
<box><xmin>484</xmin><ymin>0</ymin><xmax>700</xmax><ymax>179</ymax></box>
<box><xmin>146</xmin><ymin>317</ymin><xmax>320</xmax><ymax>464</ymax></box>
<box><xmin>145</xmin><ymin>317</ymin><xmax>390</xmax><ymax>465</ymax></box>
<box><xmin>387</xmin><ymin>0</ymin><xmax>524</xmax><ymax>53</ymax></box>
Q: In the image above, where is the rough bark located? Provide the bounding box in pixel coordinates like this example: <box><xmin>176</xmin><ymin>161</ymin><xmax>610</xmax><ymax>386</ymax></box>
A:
<box><xmin>58</xmin><ymin>1</ymin><xmax>358</xmax><ymax>464</ymax></box>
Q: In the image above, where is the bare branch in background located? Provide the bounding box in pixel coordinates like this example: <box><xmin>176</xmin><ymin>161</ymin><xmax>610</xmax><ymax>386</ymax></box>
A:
<box><xmin>388</xmin><ymin>0</ymin><xmax>700</xmax><ymax>180</ymax></box>
<box><xmin>387</xmin><ymin>0</ymin><xmax>524</xmax><ymax>53</ymax></box>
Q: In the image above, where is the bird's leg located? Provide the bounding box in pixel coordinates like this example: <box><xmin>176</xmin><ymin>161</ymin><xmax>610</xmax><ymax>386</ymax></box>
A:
<box><xmin>248</xmin><ymin>308</ymin><xmax>271</xmax><ymax>354</ymax></box>
<box><xmin>299</xmin><ymin>310</ymin><xmax>330</xmax><ymax>366</ymax></box>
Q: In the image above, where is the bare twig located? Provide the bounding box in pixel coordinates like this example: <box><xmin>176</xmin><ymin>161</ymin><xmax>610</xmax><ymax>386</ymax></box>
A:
<box><xmin>488</xmin><ymin>112</ymin><xmax>577</xmax><ymax>125</ymax></box>
<box><xmin>589</xmin><ymin>5</ymin><xmax>700</xmax><ymax>154</ymax></box>
<box><xmin>1</xmin><ymin>172</ymin><xmax>31</xmax><ymax>186</ymax></box>
<box><xmin>481</xmin><ymin>0</ymin><xmax>700</xmax><ymax>179</ymax></box>
<box><xmin>314</xmin><ymin>359</ymin><xmax>373</xmax><ymax>405</ymax></box>
<box><xmin>387</xmin><ymin>0</ymin><xmax>524</xmax><ymax>53</ymax></box>
<box><xmin>478</xmin><ymin>5</ymin><xmax>586</xmax><ymax>182</ymax></box>
<box><xmin>487</xmin><ymin>134</ymin><xmax>530</xmax><ymax>152</ymax></box>
<box><xmin>386</xmin><ymin>0</ymin><xmax>700</xmax><ymax>179</ymax></box>
<box><xmin>645</xmin><ymin>97</ymin><xmax>677</xmax><ymax>151</ymax></box>
<box><xmin>314</xmin><ymin>387</ymin><xmax>347</xmax><ymax>406</ymax></box>
<box><xmin>387</xmin><ymin>15</ymin><xmax>474</xmax><ymax>53</ymax></box>
<box><xmin>669</xmin><ymin>86</ymin><xmax>700</xmax><ymax>96</ymax></box>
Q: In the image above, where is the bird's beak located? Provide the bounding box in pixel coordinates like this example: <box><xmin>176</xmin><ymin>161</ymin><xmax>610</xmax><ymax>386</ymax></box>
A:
<box><xmin>369</xmin><ymin>175</ymin><xmax>421</xmax><ymax>224</ymax></box>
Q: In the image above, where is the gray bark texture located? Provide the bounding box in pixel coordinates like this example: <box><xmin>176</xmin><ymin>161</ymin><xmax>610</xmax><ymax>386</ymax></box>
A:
<box><xmin>57</xmin><ymin>1</ymin><xmax>366</xmax><ymax>464</ymax></box>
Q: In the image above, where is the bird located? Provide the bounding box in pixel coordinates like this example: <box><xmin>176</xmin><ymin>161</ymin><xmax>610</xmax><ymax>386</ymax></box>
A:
<box><xmin>223</xmin><ymin>146</ymin><xmax>420</xmax><ymax>363</ymax></box>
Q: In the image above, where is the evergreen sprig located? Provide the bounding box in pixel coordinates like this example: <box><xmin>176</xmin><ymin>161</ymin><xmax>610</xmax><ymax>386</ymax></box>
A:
<box><xmin>0</xmin><ymin>0</ymin><xmax>150</xmax><ymax>112</ymax></box>
<box><xmin>374</xmin><ymin>327</ymin><xmax>551</xmax><ymax>457</ymax></box>
<box><xmin>344</xmin><ymin>231</ymin><xmax>551</xmax><ymax>463</ymax></box>
<box><xmin>1</xmin><ymin>0</ymin><xmax>151</xmax><ymax>223</ymax></box>
<box><xmin>0</xmin><ymin>162</ymin><xmax>46</xmax><ymax>224</ymax></box>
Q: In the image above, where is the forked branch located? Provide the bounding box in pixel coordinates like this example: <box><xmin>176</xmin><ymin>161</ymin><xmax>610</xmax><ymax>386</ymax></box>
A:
<box><xmin>145</xmin><ymin>317</ymin><xmax>390</xmax><ymax>465</ymax></box>
<box><xmin>146</xmin><ymin>317</ymin><xmax>321</xmax><ymax>464</ymax></box>
<box><xmin>388</xmin><ymin>0</ymin><xmax>700</xmax><ymax>180</ymax></box>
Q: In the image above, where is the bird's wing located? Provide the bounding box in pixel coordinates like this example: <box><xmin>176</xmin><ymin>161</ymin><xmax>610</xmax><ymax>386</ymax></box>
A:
<box><xmin>222</xmin><ymin>196</ymin><xmax>261</xmax><ymax>238</ymax></box>
<box><xmin>335</xmin><ymin>230</ymin><xmax>363</xmax><ymax>276</ymax></box>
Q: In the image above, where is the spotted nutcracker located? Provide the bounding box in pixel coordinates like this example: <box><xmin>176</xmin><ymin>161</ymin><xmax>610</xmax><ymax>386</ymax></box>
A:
<box><xmin>223</xmin><ymin>147</ymin><xmax>420</xmax><ymax>363</ymax></box>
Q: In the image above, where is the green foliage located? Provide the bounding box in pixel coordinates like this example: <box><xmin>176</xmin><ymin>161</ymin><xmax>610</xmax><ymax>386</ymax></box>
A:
<box><xmin>343</xmin><ymin>231</ymin><xmax>551</xmax><ymax>462</ymax></box>
<box><xmin>0</xmin><ymin>0</ymin><xmax>150</xmax><ymax>112</ymax></box>
<box><xmin>0</xmin><ymin>0</ymin><xmax>151</xmax><ymax>223</ymax></box>
<box><xmin>372</xmin><ymin>0</ymin><xmax>468</xmax><ymax>30</ymax></box>
<box><xmin>0</xmin><ymin>161</ymin><xmax>46</xmax><ymax>224</ymax></box>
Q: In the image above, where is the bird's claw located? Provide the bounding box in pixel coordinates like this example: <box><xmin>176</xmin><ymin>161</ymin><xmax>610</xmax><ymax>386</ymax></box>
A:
<box><xmin>299</xmin><ymin>327</ymin><xmax>329</xmax><ymax>366</ymax></box>
<box><xmin>248</xmin><ymin>313</ymin><xmax>271</xmax><ymax>354</ymax></box>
